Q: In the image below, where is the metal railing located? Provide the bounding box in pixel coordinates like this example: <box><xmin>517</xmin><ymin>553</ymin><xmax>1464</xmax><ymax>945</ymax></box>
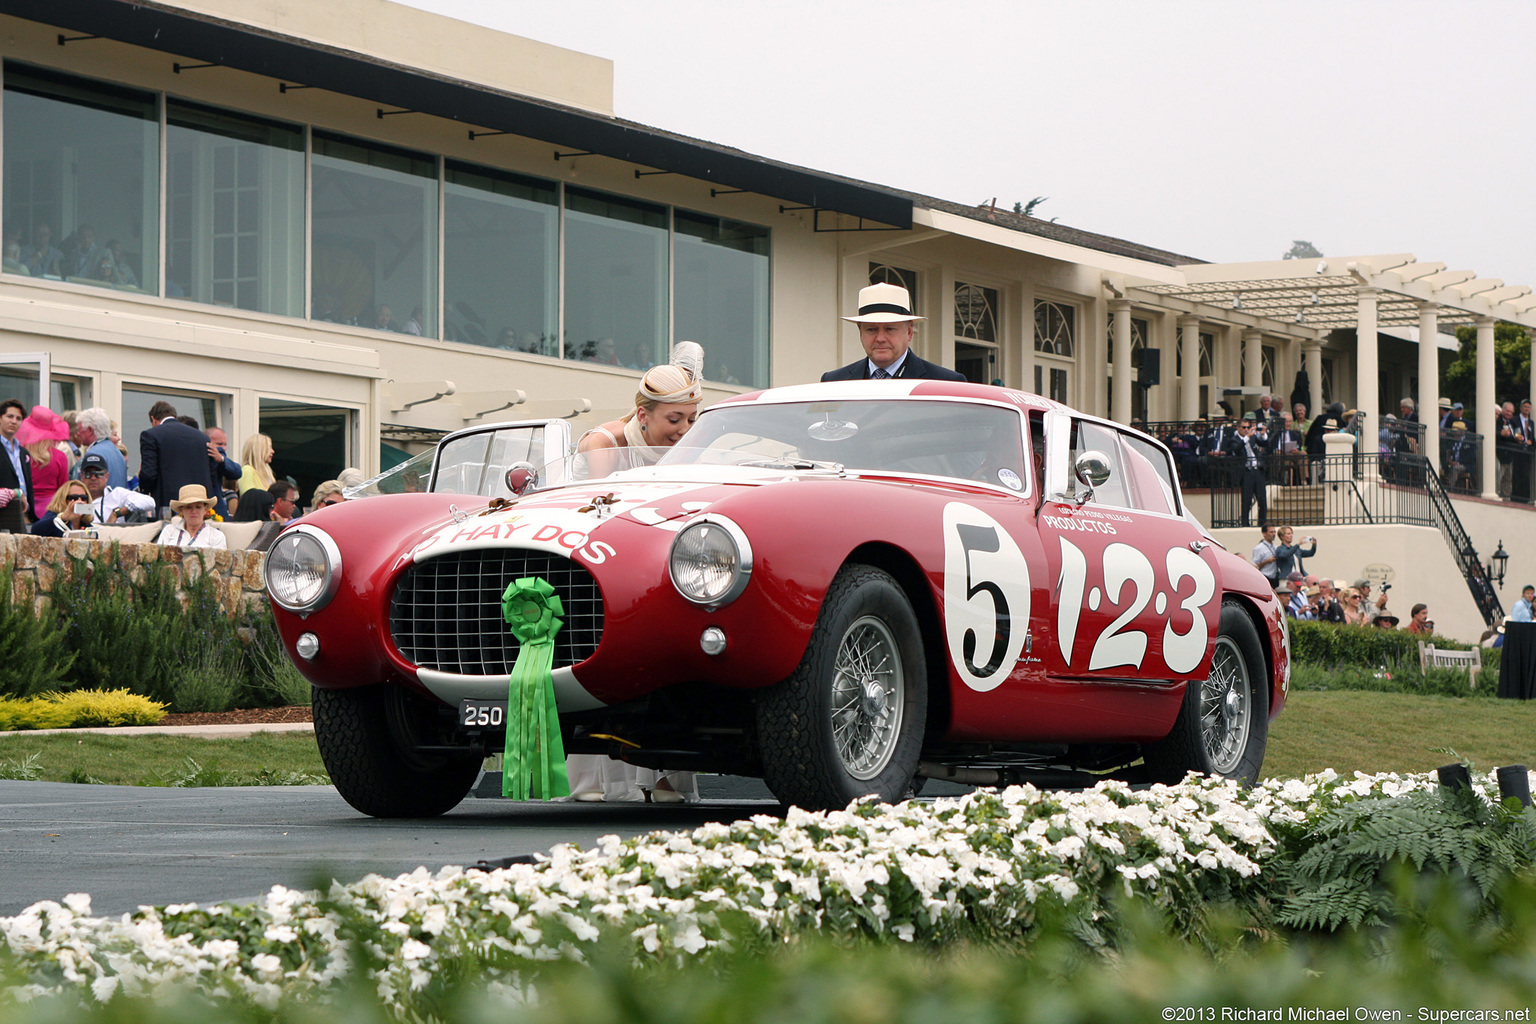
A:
<box><xmin>1421</xmin><ymin>461</ymin><xmax>1505</xmax><ymax>626</ymax></box>
<box><xmin>1208</xmin><ymin>453</ymin><xmax>1433</xmax><ymax>529</ymax></box>
<box><xmin>1209</xmin><ymin>452</ymin><xmax>1505</xmax><ymax>627</ymax></box>
<box><xmin>1141</xmin><ymin>417</ymin><xmax>1534</xmax><ymax>503</ymax></box>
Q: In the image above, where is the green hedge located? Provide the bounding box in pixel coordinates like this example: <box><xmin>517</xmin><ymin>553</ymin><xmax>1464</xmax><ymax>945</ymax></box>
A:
<box><xmin>1288</xmin><ymin>618</ymin><xmax>1498</xmax><ymax>669</ymax></box>
<box><xmin>0</xmin><ymin>555</ymin><xmax>306</xmax><ymax>714</ymax></box>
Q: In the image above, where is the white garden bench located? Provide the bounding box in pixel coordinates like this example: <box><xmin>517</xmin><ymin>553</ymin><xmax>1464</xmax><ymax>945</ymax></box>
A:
<box><xmin>1418</xmin><ymin>641</ymin><xmax>1483</xmax><ymax>688</ymax></box>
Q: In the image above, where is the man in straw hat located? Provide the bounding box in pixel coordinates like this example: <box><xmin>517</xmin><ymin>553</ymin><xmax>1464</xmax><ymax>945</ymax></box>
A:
<box><xmin>822</xmin><ymin>283</ymin><xmax>965</xmax><ymax>382</ymax></box>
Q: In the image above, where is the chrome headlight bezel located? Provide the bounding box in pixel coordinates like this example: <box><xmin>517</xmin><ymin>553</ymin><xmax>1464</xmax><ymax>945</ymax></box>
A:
<box><xmin>264</xmin><ymin>525</ymin><xmax>343</xmax><ymax>615</ymax></box>
<box><xmin>668</xmin><ymin>514</ymin><xmax>753</xmax><ymax>609</ymax></box>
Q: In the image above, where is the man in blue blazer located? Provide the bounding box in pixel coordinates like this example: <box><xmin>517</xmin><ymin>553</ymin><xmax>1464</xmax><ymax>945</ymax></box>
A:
<box><xmin>822</xmin><ymin>283</ymin><xmax>966</xmax><ymax>382</ymax></box>
<box><xmin>138</xmin><ymin>400</ymin><xmax>218</xmax><ymax>518</ymax></box>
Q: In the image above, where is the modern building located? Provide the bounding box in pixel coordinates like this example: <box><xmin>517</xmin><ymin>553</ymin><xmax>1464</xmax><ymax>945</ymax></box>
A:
<box><xmin>2</xmin><ymin>0</ymin><xmax>1533</xmax><ymax>640</ymax></box>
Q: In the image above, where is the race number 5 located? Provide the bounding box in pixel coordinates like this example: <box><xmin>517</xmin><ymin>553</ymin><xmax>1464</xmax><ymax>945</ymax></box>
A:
<box><xmin>943</xmin><ymin>503</ymin><xmax>1031</xmax><ymax>692</ymax></box>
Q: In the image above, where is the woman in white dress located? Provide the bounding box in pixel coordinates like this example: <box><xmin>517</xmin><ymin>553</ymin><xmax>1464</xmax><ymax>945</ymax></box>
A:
<box><xmin>567</xmin><ymin>350</ymin><xmax>702</xmax><ymax>803</ymax></box>
<box><xmin>154</xmin><ymin>484</ymin><xmax>228</xmax><ymax>550</ymax></box>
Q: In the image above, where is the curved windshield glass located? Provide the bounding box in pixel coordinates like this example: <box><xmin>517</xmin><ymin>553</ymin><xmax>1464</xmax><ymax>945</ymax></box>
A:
<box><xmin>657</xmin><ymin>399</ymin><xmax>1028</xmax><ymax>491</ymax></box>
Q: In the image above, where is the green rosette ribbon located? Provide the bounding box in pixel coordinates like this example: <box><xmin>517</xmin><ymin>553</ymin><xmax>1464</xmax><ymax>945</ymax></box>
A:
<box><xmin>500</xmin><ymin>576</ymin><xmax>571</xmax><ymax>800</ymax></box>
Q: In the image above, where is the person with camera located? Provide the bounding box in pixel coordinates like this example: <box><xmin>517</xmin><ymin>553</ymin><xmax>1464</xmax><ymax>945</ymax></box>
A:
<box><xmin>29</xmin><ymin>479</ymin><xmax>96</xmax><ymax>537</ymax></box>
<box><xmin>1353</xmin><ymin>577</ymin><xmax>1393</xmax><ymax>625</ymax></box>
<box><xmin>1313</xmin><ymin>578</ymin><xmax>1345</xmax><ymax>624</ymax></box>
<box><xmin>1272</xmin><ymin>526</ymin><xmax>1316</xmax><ymax>580</ymax></box>
<box><xmin>76</xmin><ymin>452</ymin><xmax>155</xmax><ymax>524</ymax></box>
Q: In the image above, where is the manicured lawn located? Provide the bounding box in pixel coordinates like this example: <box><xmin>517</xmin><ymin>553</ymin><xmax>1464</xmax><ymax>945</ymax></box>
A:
<box><xmin>4</xmin><ymin>690</ymin><xmax>1533</xmax><ymax>787</ymax></box>
<box><xmin>1264</xmin><ymin>689</ymin><xmax>1536</xmax><ymax>780</ymax></box>
<box><xmin>0</xmin><ymin>731</ymin><xmax>329</xmax><ymax>786</ymax></box>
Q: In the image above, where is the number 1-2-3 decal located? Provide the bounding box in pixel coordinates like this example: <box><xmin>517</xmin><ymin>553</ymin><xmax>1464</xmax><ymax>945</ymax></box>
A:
<box><xmin>942</xmin><ymin>504</ymin><xmax>1031</xmax><ymax>693</ymax></box>
<box><xmin>942</xmin><ymin>504</ymin><xmax>1220</xmax><ymax>688</ymax></box>
<box><xmin>1055</xmin><ymin>537</ymin><xmax>1217</xmax><ymax>673</ymax></box>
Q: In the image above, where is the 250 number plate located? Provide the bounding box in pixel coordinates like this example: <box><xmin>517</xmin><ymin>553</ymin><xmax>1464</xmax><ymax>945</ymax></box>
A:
<box><xmin>459</xmin><ymin>699</ymin><xmax>507</xmax><ymax>729</ymax></box>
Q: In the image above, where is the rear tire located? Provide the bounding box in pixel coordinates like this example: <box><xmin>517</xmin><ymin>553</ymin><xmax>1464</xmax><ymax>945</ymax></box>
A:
<box><xmin>1143</xmin><ymin>600</ymin><xmax>1269</xmax><ymax>785</ymax></box>
<box><xmin>312</xmin><ymin>684</ymin><xmax>481</xmax><ymax>817</ymax></box>
<box><xmin>757</xmin><ymin>565</ymin><xmax>927</xmax><ymax>809</ymax></box>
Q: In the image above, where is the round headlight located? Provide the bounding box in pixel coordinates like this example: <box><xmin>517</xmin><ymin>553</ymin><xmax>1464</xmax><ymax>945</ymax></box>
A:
<box><xmin>669</xmin><ymin>515</ymin><xmax>753</xmax><ymax>608</ymax></box>
<box><xmin>264</xmin><ymin>526</ymin><xmax>343</xmax><ymax>614</ymax></box>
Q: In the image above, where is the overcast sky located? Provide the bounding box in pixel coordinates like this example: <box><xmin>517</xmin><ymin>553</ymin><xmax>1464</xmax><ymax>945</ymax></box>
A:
<box><xmin>403</xmin><ymin>0</ymin><xmax>1536</xmax><ymax>287</ymax></box>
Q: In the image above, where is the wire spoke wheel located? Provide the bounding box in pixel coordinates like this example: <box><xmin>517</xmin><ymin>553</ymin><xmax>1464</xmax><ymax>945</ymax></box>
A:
<box><xmin>829</xmin><ymin>615</ymin><xmax>904</xmax><ymax>780</ymax></box>
<box><xmin>757</xmin><ymin>565</ymin><xmax>927</xmax><ymax>809</ymax></box>
<box><xmin>1143</xmin><ymin>600</ymin><xmax>1269</xmax><ymax>786</ymax></box>
<box><xmin>1200</xmin><ymin>635</ymin><xmax>1251</xmax><ymax>775</ymax></box>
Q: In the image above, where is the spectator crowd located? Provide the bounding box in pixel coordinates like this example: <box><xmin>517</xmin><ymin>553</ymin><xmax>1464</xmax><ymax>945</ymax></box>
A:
<box><xmin>0</xmin><ymin>396</ymin><xmax>357</xmax><ymax>550</ymax></box>
<box><xmin>1250</xmin><ymin>522</ymin><xmax>1415</xmax><ymax>630</ymax></box>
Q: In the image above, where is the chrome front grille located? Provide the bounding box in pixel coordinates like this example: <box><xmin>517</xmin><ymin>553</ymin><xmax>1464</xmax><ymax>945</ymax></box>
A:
<box><xmin>389</xmin><ymin>549</ymin><xmax>604</xmax><ymax>675</ymax></box>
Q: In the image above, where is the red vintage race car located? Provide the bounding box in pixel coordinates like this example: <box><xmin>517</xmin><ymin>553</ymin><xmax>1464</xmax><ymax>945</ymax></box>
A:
<box><xmin>265</xmin><ymin>381</ymin><xmax>1288</xmax><ymax>817</ymax></box>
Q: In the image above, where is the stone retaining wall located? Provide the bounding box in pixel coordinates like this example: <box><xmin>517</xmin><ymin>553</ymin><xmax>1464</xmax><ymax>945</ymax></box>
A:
<box><xmin>1</xmin><ymin>533</ymin><xmax>267</xmax><ymax>615</ymax></box>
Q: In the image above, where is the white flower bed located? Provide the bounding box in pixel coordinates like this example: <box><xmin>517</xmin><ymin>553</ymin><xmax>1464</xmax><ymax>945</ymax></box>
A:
<box><xmin>0</xmin><ymin>770</ymin><xmax>1488</xmax><ymax>1007</ymax></box>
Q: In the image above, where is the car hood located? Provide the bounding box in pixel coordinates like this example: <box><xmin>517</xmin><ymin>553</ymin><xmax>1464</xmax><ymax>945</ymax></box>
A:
<box><xmin>405</xmin><ymin>469</ymin><xmax>792</xmax><ymax>563</ymax></box>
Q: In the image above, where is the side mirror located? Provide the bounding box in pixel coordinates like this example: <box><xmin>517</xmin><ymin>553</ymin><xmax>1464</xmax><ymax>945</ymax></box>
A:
<box><xmin>1073</xmin><ymin>450</ymin><xmax>1111</xmax><ymax>503</ymax></box>
<box><xmin>505</xmin><ymin>461</ymin><xmax>538</xmax><ymax>496</ymax></box>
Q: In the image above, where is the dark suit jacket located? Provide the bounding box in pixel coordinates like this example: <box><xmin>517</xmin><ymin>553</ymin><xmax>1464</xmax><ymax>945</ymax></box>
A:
<box><xmin>139</xmin><ymin>417</ymin><xmax>215</xmax><ymax>513</ymax></box>
<box><xmin>821</xmin><ymin>352</ymin><xmax>966</xmax><ymax>382</ymax></box>
<box><xmin>0</xmin><ymin>441</ymin><xmax>34</xmax><ymax>528</ymax></box>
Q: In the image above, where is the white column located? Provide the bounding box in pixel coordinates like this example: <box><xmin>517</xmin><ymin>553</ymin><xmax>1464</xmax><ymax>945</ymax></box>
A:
<box><xmin>1304</xmin><ymin>340</ymin><xmax>1323</xmax><ymax>421</ymax></box>
<box><xmin>1418</xmin><ymin>301</ymin><xmax>1440</xmax><ymax>472</ymax></box>
<box><xmin>1111</xmin><ymin>299</ymin><xmax>1132</xmax><ymax>425</ymax></box>
<box><xmin>1242</xmin><ymin>329</ymin><xmax>1262</xmax><ymax>407</ymax></box>
<box><xmin>1356</xmin><ymin>287</ymin><xmax>1380</xmax><ymax>432</ymax></box>
<box><xmin>1179</xmin><ymin>315</ymin><xmax>1200</xmax><ymax>421</ymax></box>
<box><xmin>1476</xmin><ymin>316</ymin><xmax>1497</xmax><ymax>499</ymax></box>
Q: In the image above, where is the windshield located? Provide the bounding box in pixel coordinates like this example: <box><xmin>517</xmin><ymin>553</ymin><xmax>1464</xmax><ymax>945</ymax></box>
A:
<box><xmin>431</xmin><ymin>425</ymin><xmax>553</xmax><ymax>498</ymax></box>
<box><xmin>656</xmin><ymin>399</ymin><xmax>1028</xmax><ymax>492</ymax></box>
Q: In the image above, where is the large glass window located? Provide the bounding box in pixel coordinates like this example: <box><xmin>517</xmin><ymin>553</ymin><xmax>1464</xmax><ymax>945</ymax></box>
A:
<box><xmin>2</xmin><ymin>64</ymin><xmax>158</xmax><ymax>293</ymax></box>
<box><xmin>259</xmin><ymin>397</ymin><xmax>352</xmax><ymax>509</ymax></box>
<box><xmin>674</xmin><ymin>212</ymin><xmax>769</xmax><ymax>388</ymax></box>
<box><xmin>311</xmin><ymin>132</ymin><xmax>436</xmax><ymax>336</ymax></box>
<box><xmin>443</xmin><ymin>161</ymin><xmax>557</xmax><ymax>353</ymax></box>
<box><xmin>564</xmin><ymin>187</ymin><xmax>667</xmax><ymax>367</ymax></box>
<box><xmin>166</xmin><ymin>101</ymin><xmax>304</xmax><ymax>315</ymax></box>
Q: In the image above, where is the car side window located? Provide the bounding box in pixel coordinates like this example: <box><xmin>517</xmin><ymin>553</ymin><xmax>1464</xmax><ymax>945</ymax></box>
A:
<box><xmin>1069</xmin><ymin>420</ymin><xmax>1133</xmax><ymax>509</ymax></box>
<box><xmin>1120</xmin><ymin>432</ymin><xmax>1180</xmax><ymax>516</ymax></box>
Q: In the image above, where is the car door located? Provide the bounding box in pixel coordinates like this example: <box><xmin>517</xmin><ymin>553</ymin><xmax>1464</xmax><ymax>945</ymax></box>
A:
<box><xmin>1036</xmin><ymin>410</ymin><xmax>1220</xmax><ymax>689</ymax></box>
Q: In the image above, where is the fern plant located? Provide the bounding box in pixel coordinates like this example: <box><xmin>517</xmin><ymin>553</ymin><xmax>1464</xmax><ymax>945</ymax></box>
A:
<box><xmin>1275</xmin><ymin>785</ymin><xmax>1536</xmax><ymax>931</ymax></box>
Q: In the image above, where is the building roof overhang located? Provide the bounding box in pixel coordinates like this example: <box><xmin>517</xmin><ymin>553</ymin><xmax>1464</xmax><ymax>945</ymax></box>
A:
<box><xmin>1134</xmin><ymin>255</ymin><xmax>1536</xmax><ymax>333</ymax></box>
<box><xmin>5</xmin><ymin>0</ymin><xmax>913</xmax><ymax>229</ymax></box>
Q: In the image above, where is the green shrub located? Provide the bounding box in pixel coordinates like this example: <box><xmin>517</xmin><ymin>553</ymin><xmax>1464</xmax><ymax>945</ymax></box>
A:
<box><xmin>0</xmin><ymin>564</ymin><xmax>73</xmax><ymax>699</ymax></box>
<box><xmin>1287</xmin><ymin>618</ymin><xmax>1476</xmax><ymax>668</ymax></box>
<box><xmin>236</xmin><ymin>605</ymin><xmax>312</xmax><ymax>709</ymax></box>
<box><xmin>51</xmin><ymin>553</ymin><xmax>259</xmax><ymax>712</ymax></box>
<box><xmin>52</xmin><ymin>554</ymin><xmax>184</xmax><ymax>700</ymax></box>
<box><xmin>0</xmin><ymin>689</ymin><xmax>167</xmax><ymax>730</ymax></box>
<box><xmin>1289</xmin><ymin>661</ymin><xmax>1493</xmax><ymax>698</ymax></box>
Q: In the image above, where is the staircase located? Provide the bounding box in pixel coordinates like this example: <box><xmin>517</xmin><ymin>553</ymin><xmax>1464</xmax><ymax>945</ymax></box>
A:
<box><xmin>1414</xmin><ymin>456</ymin><xmax>1505</xmax><ymax>627</ymax></box>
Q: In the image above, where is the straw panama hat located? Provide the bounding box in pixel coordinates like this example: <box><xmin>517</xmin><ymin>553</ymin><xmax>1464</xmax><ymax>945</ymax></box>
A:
<box><xmin>170</xmin><ymin>484</ymin><xmax>216</xmax><ymax>511</ymax></box>
<box><xmin>841</xmin><ymin>282</ymin><xmax>926</xmax><ymax>324</ymax></box>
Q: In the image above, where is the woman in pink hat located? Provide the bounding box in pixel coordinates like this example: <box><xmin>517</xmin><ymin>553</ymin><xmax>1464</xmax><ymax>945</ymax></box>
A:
<box><xmin>17</xmin><ymin>405</ymin><xmax>71</xmax><ymax>521</ymax></box>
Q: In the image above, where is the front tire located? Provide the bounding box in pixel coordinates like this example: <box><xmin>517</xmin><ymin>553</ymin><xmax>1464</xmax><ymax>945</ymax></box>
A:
<box><xmin>312</xmin><ymin>684</ymin><xmax>482</xmax><ymax>817</ymax></box>
<box><xmin>1143</xmin><ymin>600</ymin><xmax>1269</xmax><ymax>785</ymax></box>
<box><xmin>757</xmin><ymin>565</ymin><xmax>927</xmax><ymax>809</ymax></box>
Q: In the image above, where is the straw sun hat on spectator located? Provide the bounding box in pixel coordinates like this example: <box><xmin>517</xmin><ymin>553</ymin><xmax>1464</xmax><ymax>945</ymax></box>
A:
<box><xmin>169</xmin><ymin>484</ymin><xmax>216</xmax><ymax>512</ymax></box>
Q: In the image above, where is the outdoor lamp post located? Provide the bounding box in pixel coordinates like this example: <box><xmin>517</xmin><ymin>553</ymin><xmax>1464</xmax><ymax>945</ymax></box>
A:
<box><xmin>1488</xmin><ymin>540</ymin><xmax>1509</xmax><ymax>589</ymax></box>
